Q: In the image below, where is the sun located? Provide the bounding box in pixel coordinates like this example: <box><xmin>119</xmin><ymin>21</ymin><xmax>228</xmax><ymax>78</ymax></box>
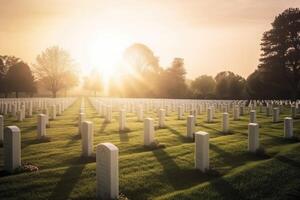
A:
<box><xmin>87</xmin><ymin>34</ymin><xmax>131</xmax><ymax>94</ymax></box>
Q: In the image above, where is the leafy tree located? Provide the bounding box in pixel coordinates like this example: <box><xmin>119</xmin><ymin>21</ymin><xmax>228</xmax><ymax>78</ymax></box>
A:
<box><xmin>190</xmin><ymin>75</ymin><xmax>216</xmax><ymax>98</ymax></box>
<box><xmin>215</xmin><ymin>71</ymin><xmax>246</xmax><ymax>99</ymax></box>
<box><xmin>62</xmin><ymin>72</ymin><xmax>78</xmax><ymax>97</ymax></box>
<box><xmin>5</xmin><ymin>62</ymin><xmax>36</xmax><ymax>98</ymax></box>
<box><xmin>258</xmin><ymin>8</ymin><xmax>300</xmax><ymax>99</ymax></box>
<box><xmin>33</xmin><ymin>46</ymin><xmax>77</xmax><ymax>98</ymax></box>
<box><xmin>0</xmin><ymin>55</ymin><xmax>20</xmax><ymax>97</ymax></box>
<box><xmin>160</xmin><ymin>58</ymin><xmax>188</xmax><ymax>98</ymax></box>
<box><xmin>122</xmin><ymin>43</ymin><xmax>163</xmax><ymax>97</ymax></box>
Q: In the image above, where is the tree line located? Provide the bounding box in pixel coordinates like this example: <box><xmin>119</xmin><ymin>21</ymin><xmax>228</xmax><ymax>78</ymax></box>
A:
<box><xmin>0</xmin><ymin>8</ymin><xmax>299</xmax><ymax>99</ymax></box>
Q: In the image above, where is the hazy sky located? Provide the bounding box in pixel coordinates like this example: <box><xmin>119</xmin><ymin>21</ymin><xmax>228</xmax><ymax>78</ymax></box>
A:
<box><xmin>0</xmin><ymin>0</ymin><xmax>299</xmax><ymax>78</ymax></box>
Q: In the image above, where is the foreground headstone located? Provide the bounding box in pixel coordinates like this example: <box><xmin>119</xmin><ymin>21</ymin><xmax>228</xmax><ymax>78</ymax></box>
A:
<box><xmin>195</xmin><ymin>131</ymin><xmax>209</xmax><ymax>172</ymax></box>
<box><xmin>248</xmin><ymin>123</ymin><xmax>259</xmax><ymax>152</ymax></box>
<box><xmin>144</xmin><ymin>118</ymin><xmax>154</xmax><ymax>146</ymax></box>
<box><xmin>250</xmin><ymin>110</ymin><xmax>256</xmax><ymax>123</ymax></box>
<box><xmin>37</xmin><ymin>114</ymin><xmax>46</xmax><ymax>138</ymax></box>
<box><xmin>4</xmin><ymin>126</ymin><xmax>21</xmax><ymax>173</ymax></box>
<box><xmin>222</xmin><ymin>112</ymin><xmax>229</xmax><ymax>133</ymax></box>
<box><xmin>96</xmin><ymin>143</ymin><xmax>119</xmax><ymax>199</ymax></box>
<box><xmin>17</xmin><ymin>110</ymin><xmax>23</xmax><ymax>122</ymax></box>
<box><xmin>0</xmin><ymin>115</ymin><xmax>3</xmax><ymax>142</ymax></box>
<box><xmin>187</xmin><ymin>115</ymin><xmax>195</xmax><ymax>138</ymax></box>
<box><xmin>284</xmin><ymin>117</ymin><xmax>293</xmax><ymax>138</ymax></box>
<box><xmin>82</xmin><ymin>121</ymin><xmax>93</xmax><ymax>157</ymax></box>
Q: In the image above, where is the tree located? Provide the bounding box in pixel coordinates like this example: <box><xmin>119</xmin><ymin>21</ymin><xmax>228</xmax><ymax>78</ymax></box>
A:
<box><xmin>83</xmin><ymin>70</ymin><xmax>102</xmax><ymax>96</ymax></box>
<box><xmin>160</xmin><ymin>58</ymin><xmax>188</xmax><ymax>98</ymax></box>
<box><xmin>62</xmin><ymin>72</ymin><xmax>78</xmax><ymax>97</ymax></box>
<box><xmin>0</xmin><ymin>55</ymin><xmax>20</xmax><ymax>97</ymax></box>
<box><xmin>190</xmin><ymin>75</ymin><xmax>216</xmax><ymax>98</ymax></box>
<box><xmin>122</xmin><ymin>43</ymin><xmax>163</xmax><ymax>97</ymax></box>
<box><xmin>215</xmin><ymin>71</ymin><xmax>246</xmax><ymax>99</ymax></box>
<box><xmin>259</xmin><ymin>8</ymin><xmax>300</xmax><ymax>99</ymax></box>
<box><xmin>5</xmin><ymin>62</ymin><xmax>36</xmax><ymax>98</ymax></box>
<box><xmin>33</xmin><ymin>46</ymin><xmax>77</xmax><ymax>98</ymax></box>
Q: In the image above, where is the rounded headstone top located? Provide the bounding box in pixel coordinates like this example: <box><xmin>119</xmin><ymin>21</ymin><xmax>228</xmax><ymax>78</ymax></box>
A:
<box><xmin>4</xmin><ymin>126</ymin><xmax>20</xmax><ymax>133</ymax></box>
<box><xmin>97</xmin><ymin>142</ymin><xmax>118</xmax><ymax>152</ymax></box>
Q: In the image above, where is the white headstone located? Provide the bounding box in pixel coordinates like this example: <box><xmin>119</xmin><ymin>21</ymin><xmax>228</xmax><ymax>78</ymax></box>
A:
<box><xmin>250</xmin><ymin>110</ymin><xmax>256</xmax><ymax>123</ymax></box>
<box><xmin>144</xmin><ymin>118</ymin><xmax>154</xmax><ymax>146</ymax></box>
<box><xmin>158</xmin><ymin>109</ymin><xmax>165</xmax><ymax>128</ymax></box>
<box><xmin>284</xmin><ymin>117</ymin><xmax>293</xmax><ymax>138</ymax></box>
<box><xmin>119</xmin><ymin>109</ymin><xmax>126</xmax><ymax>131</ymax></box>
<box><xmin>0</xmin><ymin>115</ymin><xmax>3</xmax><ymax>142</ymax></box>
<box><xmin>187</xmin><ymin>115</ymin><xmax>195</xmax><ymax>138</ymax></box>
<box><xmin>195</xmin><ymin>131</ymin><xmax>209</xmax><ymax>172</ymax></box>
<box><xmin>4</xmin><ymin>126</ymin><xmax>21</xmax><ymax>173</ymax></box>
<box><xmin>207</xmin><ymin>107</ymin><xmax>213</xmax><ymax>122</ymax></box>
<box><xmin>82</xmin><ymin>121</ymin><xmax>93</xmax><ymax>157</ymax></box>
<box><xmin>222</xmin><ymin>112</ymin><xmax>229</xmax><ymax>133</ymax></box>
<box><xmin>96</xmin><ymin>142</ymin><xmax>119</xmax><ymax>199</ymax></box>
<box><xmin>248</xmin><ymin>123</ymin><xmax>259</xmax><ymax>152</ymax></box>
<box><xmin>37</xmin><ymin>114</ymin><xmax>46</xmax><ymax>138</ymax></box>
<box><xmin>272</xmin><ymin>108</ymin><xmax>279</xmax><ymax>122</ymax></box>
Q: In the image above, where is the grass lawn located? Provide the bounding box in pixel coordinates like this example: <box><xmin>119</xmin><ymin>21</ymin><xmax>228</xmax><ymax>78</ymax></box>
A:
<box><xmin>0</xmin><ymin>98</ymin><xmax>300</xmax><ymax>200</ymax></box>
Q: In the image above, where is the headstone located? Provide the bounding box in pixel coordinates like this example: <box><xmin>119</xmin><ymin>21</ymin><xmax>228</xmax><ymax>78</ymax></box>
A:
<box><xmin>158</xmin><ymin>109</ymin><xmax>165</xmax><ymax>128</ymax></box>
<box><xmin>284</xmin><ymin>117</ymin><xmax>293</xmax><ymax>138</ymax></box>
<box><xmin>4</xmin><ymin>126</ymin><xmax>21</xmax><ymax>173</ymax></box>
<box><xmin>248</xmin><ymin>123</ymin><xmax>259</xmax><ymax>152</ymax></box>
<box><xmin>250</xmin><ymin>110</ymin><xmax>256</xmax><ymax>123</ymax></box>
<box><xmin>233</xmin><ymin>106</ymin><xmax>240</xmax><ymax>120</ymax></box>
<box><xmin>96</xmin><ymin>143</ymin><xmax>119</xmax><ymax>199</ymax></box>
<box><xmin>137</xmin><ymin>105</ymin><xmax>143</xmax><ymax>121</ymax></box>
<box><xmin>178</xmin><ymin>106</ymin><xmax>183</xmax><ymax>120</ymax></box>
<box><xmin>187</xmin><ymin>115</ymin><xmax>195</xmax><ymax>138</ymax></box>
<box><xmin>119</xmin><ymin>109</ymin><xmax>126</xmax><ymax>131</ymax></box>
<box><xmin>82</xmin><ymin>121</ymin><xmax>93</xmax><ymax>157</ymax></box>
<box><xmin>222</xmin><ymin>112</ymin><xmax>229</xmax><ymax>133</ymax></box>
<box><xmin>51</xmin><ymin>105</ymin><xmax>56</xmax><ymax>120</ymax></box>
<box><xmin>207</xmin><ymin>107</ymin><xmax>213</xmax><ymax>122</ymax></box>
<box><xmin>291</xmin><ymin>106</ymin><xmax>296</xmax><ymax>118</ymax></box>
<box><xmin>17</xmin><ymin>110</ymin><xmax>23</xmax><ymax>122</ymax></box>
<box><xmin>144</xmin><ymin>118</ymin><xmax>154</xmax><ymax>146</ymax></box>
<box><xmin>37</xmin><ymin>114</ymin><xmax>46</xmax><ymax>138</ymax></box>
<box><xmin>272</xmin><ymin>108</ymin><xmax>279</xmax><ymax>122</ymax></box>
<box><xmin>0</xmin><ymin>115</ymin><xmax>3</xmax><ymax>142</ymax></box>
<box><xmin>195</xmin><ymin>131</ymin><xmax>209</xmax><ymax>172</ymax></box>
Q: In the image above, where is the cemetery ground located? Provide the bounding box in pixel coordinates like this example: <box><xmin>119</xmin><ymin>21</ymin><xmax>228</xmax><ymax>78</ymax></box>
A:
<box><xmin>0</xmin><ymin>98</ymin><xmax>300</xmax><ymax>200</ymax></box>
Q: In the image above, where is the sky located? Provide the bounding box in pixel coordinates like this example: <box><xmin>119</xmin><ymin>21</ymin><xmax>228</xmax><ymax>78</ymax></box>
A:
<box><xmin>0</xmin><ymin>0</ymin><xmax>299</xmax><ymax>79</ymax></box>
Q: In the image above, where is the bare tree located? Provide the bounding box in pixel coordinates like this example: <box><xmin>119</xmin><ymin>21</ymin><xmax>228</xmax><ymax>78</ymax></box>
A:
<box><xmin>33</xmin><ymin>46</ymin><xmax>77</xmax><ymax>98</ymax></box>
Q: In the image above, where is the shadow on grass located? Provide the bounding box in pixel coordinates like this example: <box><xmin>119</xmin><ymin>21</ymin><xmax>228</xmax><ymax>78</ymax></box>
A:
<box><xmin>49</xmin><ymin>164</ymin><xmax>85</xmax><ymax>200</ymax></box>
<box><xmin>99</xmin><ymin>121</ymin><xmax>109</xmax><ymax>133</ymax></box>
<box><xmin>119</xmin><ymin>128</ymin><xmax>130</xmax><ymax>142</ymax></box>
<box><xmin>64</xmin><ymin>133</ymin><xmax>81</xmax><ymax>147</ymax></box>
<box><xmin>276</xmin><ymin>155</ymin><xmax>300</xmax><ymax>168</ymax></box>
<box><xmin>165</xmin><ymin>125</ymin><xmax>193</xmax><ymax>143</ymax></box>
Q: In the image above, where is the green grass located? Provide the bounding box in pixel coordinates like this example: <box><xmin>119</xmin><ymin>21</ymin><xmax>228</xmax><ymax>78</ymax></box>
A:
<box><xmin>0</xmin><ymin>98</ymin><xmax>300</xmax><ymax>200</ymax></box>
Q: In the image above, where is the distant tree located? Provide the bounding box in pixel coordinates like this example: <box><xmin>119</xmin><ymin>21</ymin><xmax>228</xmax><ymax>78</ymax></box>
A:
<box><xmin>62</xmin><ymin>72</ymin><xmax>78</xmax><ymax>96</ymax></box>
<box><xmin>33</xmin><ymin>46</ymin><xmax>77</xmax><ymax>98</ymax></box>
<box><xmin>5</xmin><ymin>62</ymin><xmax>36</xmax><ymax>98</ymax></box>
<box><xmin>215</xmin><ymin>71</ymin><xmax>246</xmax><ymax>99</ymax></box>
<box><xmin>190</xmin><ymin>75</ymin><xmax>216</xmax><ymax>98</ymax></box>
<box><xmin>122</xmin><ymin>43</ymin><xmax>163</xmax><ymax>97</ymax></box>
<box><xmin>0</xmin><ymin>55</ymin><xmax>20</xmax><ymax>97</ymax></box>
<box><xmin>83</xmin><ymin>70</ymin><xmax>102</xmax><ymax>96</ymax></box>
<box><xmin>123</xmin><ymin>43</ymin><xmax>160</xmax><ymax>75</ymax></box>
<box><xmin>258</xmin><ymin>8</ymin><xmax>300</xmax><ymax>99</ymax></box>
<box><xmin>160</xmin><ymin>58</ymin><xmax>188</xmax><ymax>98</ymax></box>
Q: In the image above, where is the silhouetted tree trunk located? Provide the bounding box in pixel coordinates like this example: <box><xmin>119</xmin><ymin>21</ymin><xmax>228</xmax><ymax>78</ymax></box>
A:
<box><xmin>15</xmin><ymin>91</ymin><xmax>19</xmax><ymax>98</ymax></box>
